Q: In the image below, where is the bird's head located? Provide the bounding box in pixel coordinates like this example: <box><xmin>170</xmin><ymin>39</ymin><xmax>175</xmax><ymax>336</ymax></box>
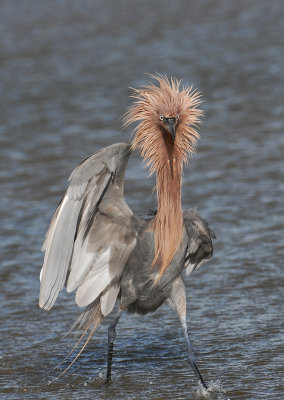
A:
<box><xmin>158</xmin><ymin>114</ymin><xmax>179</xmax><ymax>142</ymax></box>
<box><xmin>123</xmin><ymin>74</ymin><xmax>202</xmax><ymax>175</ymax></box>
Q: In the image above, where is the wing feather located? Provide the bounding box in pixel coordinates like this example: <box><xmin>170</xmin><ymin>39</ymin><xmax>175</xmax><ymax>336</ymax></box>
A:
<box><xmin>39</xmin><ymin>196</ymin><xmax>83</xmax><ymax>309</ymax></box>
<box><xmin>100</xmin><ymin>283</ymin><xmax>120</xmax><ymax>316</ymax></box>
<box><xmin>39</xmin><ymin>143</ymin><xmax>134</xmax><ymax>312</ymax></box>
<box><xmin>75</xmin><ymin>268</ymin><xmax>112</xmax><ymax>307</ymax></box>
<box><xmin>183</xmin><ymin>209</ymin><xmax>215</xmax><ymax>276</ymax></box>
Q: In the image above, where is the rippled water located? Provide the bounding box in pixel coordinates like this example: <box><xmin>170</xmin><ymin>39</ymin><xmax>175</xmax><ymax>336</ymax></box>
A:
<box><xmin>1</xmin><ymin>1</ymin><xmax>283</xmax><ymax>399</ymax></box>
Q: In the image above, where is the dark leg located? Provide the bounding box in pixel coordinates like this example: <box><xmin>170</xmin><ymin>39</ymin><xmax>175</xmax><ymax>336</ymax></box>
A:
<box><xmin>169</xmin><ymin>277</ymin><xmax>208</xmax><ymax>389</ymax></box>
<box><xmin>181</xmin><ymin>315</ymin><xmax>208</xmax><ymax>389</ymax></box>
<box><xmin>106</xmin><ymin>308</ymin><xmax>123</xmax><ymax>383</ymax></box>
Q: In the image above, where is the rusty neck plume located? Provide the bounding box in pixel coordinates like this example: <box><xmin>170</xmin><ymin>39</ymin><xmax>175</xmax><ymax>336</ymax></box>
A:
<box><xmin>152</xmin><ymin>143</ymin><xmax>184</xmax><ymax>275</ymax></box>
<box><xmin>123</xmin><ymin>74</ymin><xmax>202</xmax><ymax>275</ymax></box>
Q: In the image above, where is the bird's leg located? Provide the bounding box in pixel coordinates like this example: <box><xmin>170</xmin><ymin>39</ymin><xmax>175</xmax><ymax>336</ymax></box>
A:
<box><xmin>169</xmin><ymin>277</ymin><xmax>208</xmax><ymax>389</ymax></box>
<box><xmin>106</xmin><ymin>307</ymin><xmax>123</xmax><ymax>384</ymax></box>
<box><xmin>180</xmin><ymin>315</ymin><xmax>208</xmax><ymax>389</ymax></box>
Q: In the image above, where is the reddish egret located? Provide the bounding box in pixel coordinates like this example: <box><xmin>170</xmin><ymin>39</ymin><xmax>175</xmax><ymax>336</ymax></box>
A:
<box><xmin>39</xmin><ymin>75</ymin><xmax>215</xmax><ymax>389</ymax></box>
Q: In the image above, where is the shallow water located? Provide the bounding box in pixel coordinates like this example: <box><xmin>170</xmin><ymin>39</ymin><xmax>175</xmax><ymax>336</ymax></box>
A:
<box><xmin>0</xmin><ymin>1</ymin><xmax>283</xmax><ymax>399</ymax></box>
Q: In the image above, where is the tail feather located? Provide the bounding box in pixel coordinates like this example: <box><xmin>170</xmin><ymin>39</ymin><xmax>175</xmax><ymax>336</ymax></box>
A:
<box><xmin>55</xmin><ymin>300</ymin><xmax>103</xmax><ymax>379</ymax></box>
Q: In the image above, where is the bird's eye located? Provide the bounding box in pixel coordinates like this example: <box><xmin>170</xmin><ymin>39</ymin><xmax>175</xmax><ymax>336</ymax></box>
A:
<box><xmin>176</xmin><ymin>114</ymin><xmax>179</xmax><ymax>120</ymax></box>
<box><xmin>159</xmin><ymin>115</ymin><xmax>164</xmax><ymax>121</ymax></box>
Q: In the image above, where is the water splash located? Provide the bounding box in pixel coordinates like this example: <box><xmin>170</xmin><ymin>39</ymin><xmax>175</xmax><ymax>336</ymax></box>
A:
<box><xmin>193</xmin><ymin>380</ymin><xmax>227</xmax><ymax>399</ymax></box>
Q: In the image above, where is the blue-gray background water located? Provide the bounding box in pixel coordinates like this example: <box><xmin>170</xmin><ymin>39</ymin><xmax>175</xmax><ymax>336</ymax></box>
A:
<box><xmin>0</xmin><ymin>1</ymin><xmax>283</xmax><ymax>399</ymax></box>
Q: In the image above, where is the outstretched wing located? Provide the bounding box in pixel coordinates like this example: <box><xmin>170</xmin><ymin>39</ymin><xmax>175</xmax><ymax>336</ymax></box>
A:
<box><xmin>183</xmin><ymin>209</ymin><xmax>216</xmax><ymax>275</ymax></box>
<box><xmin>39</xmin><ymin>143</ymin><xmax>137</xmax><ymax>314</ymax></box>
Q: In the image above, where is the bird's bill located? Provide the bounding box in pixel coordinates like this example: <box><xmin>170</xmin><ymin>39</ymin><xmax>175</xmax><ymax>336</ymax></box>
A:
<box><xmin>168</xmin><ymin>123</ymin><xmax>176</xmax><ymax>141</ymax></box>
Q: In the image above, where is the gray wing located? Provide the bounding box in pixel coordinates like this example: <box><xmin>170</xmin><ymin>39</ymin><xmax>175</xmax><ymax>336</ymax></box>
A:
<box><xmin>183</xmin><ymin>209</ymin><xmax>216</xmax><ymax>275</ymax></box>
<box><xmin>39</xmin><ymin>143</ymin><xmax>137</xmax><ymax>314</ymax></box>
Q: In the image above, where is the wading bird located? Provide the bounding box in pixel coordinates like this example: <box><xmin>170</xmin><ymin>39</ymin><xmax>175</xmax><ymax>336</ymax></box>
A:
<box><xmin>39</xmin><ymin>75</ymin><xmax>215</xmax><ymax>389</ymax></box>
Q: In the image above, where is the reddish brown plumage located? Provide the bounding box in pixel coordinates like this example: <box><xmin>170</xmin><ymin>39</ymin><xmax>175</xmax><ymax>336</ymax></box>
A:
<box><xmin>124</xmin><ymin>74</ymin><xmax>202</xmax><ymax>275</ymax></box>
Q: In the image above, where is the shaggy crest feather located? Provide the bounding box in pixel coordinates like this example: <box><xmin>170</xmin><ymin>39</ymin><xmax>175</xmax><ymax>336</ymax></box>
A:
<box><xmin>123</xmin><ymin>74</ymin><xmax>202</xmax><ymax>275</ymax></box>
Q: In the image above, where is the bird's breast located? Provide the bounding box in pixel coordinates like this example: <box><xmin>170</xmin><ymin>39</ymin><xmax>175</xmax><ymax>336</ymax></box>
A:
<box><xmin>119</xmin><ymin>227</ymin><xmax>187</xmax><ymax>315</ymax></box>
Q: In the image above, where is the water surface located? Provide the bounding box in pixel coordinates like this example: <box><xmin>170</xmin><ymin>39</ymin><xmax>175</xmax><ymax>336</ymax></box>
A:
<box><xmin>1</xmin><ymin>1</ymin><xmax>283</xmax><ymax>399</ymax></box>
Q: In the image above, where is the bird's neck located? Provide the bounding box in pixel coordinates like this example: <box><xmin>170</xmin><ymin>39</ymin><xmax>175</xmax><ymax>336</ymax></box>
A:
<box><xmin>152</xmin><ymin>147</ymin><xmax>184</xmax><ymax>275</ymax></box>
